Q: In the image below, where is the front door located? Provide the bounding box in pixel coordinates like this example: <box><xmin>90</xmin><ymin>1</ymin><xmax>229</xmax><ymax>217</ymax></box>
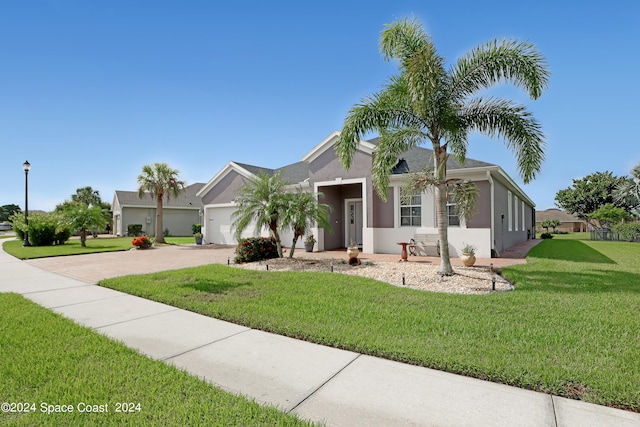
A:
<box><xmin>346</xmin><ymin>199</ymin><xmax>363</xmax><ymax>248</ymax></box>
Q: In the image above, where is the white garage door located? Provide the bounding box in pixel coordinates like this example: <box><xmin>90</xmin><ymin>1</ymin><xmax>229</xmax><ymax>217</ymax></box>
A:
<box><xmin>206</xmin><ymin>207</ymin><xmax>236</xmax><ymax>244</ymax></box>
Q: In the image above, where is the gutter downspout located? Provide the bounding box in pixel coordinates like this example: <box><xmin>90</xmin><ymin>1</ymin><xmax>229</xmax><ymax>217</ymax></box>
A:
<box><xmin>487</xmin><ymin>170</ymin><xmax>495</xmax><ymax>257</ymax></box>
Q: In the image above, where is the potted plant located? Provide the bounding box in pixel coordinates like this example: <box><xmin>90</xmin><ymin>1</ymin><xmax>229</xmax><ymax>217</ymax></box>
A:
<box><xmin>346</xmin><ymin>240</ymin><xmax>360</xmax><ymax>259</ymax></box>
<box><xmin>192</xmin><ymin>223</ymin><xmax>203</xmax><ymax>245</ymax></box>
<box><xmin>460</xmin><ymin>243</ymin><xmax>476</xmax><ymax>267</ymax></box>
<box><xmin>304</xmin><ymin>234</ymin><xmax>316</xmax><ymax>252</ymax></box>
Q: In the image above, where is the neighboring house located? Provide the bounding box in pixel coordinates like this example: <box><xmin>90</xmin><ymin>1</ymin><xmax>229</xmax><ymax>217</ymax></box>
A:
<box><xmin>197</xmin><ymin>131</ymin><xmax>536</xmax><ymax>258</ymax></box>
<box><xmin>112</xmin><ymin>183</ymin><xmax>205</xmax><ymax>237</ymax></box>
<box><xmin>536</xmin><ymin>208</ymin><xmax>589</xmax><ymax>233</ymax></box>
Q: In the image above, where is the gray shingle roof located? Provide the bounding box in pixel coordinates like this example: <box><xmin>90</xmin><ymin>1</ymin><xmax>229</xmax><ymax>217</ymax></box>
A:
<box><xmin>115</xmin><ymin>183</ymin><xmax>205</xmax><ymax>208</ymax></box>
<box><xmin>233</xmin><ymin>161</ymin><xmax>310</xmax><ymax>185</ymax></box>
<box><xmin>363</xmin><ymin>137</ymin><xmax>495</xmax><ymax>174</ymax></box>
<box><xmin>231</xmin><ymin>138</ymin><xmax>495</xmax><ymax>185</ymax></box>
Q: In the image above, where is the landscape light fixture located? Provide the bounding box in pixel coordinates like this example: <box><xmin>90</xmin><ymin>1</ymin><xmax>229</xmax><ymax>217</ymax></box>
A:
<box><xmin>22</xmin><ymin>160</ymin><xmax>31</xmax><ymax>247</ymax></box>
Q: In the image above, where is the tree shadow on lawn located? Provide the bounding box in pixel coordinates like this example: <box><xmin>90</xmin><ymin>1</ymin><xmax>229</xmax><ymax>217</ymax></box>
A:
<box><xmin>510</xmin><ymin>269</ymin><xmax>640</xmax><ymax>294</ymax></box>
<box><xmin>529</xmin><ymin>240</ymin><xmax>615</xmax><ymax>264</ymax></box>
<box><xmin>180</xmin><ymin>277</ymin><xmax>258</xmax><ymax>296</ymax></box>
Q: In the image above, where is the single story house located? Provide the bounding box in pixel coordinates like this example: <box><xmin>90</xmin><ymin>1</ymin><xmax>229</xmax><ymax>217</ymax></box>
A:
<box><xmin>112</xmin><ymin>183</ymin><xmax>205</xmax><ymax>237</ymax></box>
<box><xmin>197</xmin><ymin>131</ymin><xmax>536</xmax><ymax>258</ymax></box>
<box><xmin>536</xmin><ymin>208</ymin><xmax>589</xmax><ymax>233</ymax></box>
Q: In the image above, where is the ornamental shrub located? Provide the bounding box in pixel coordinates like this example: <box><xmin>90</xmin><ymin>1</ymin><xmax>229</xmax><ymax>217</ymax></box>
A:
<box><xmin>127</xmin><ymin>224</ymin><xmax>143</xmax><ymax>237</ymax></box>
<box><xmin>132</xmin><ymin>235</ymin><xmax>153</xmax><ymax>249</ymax></box>
<box><xmin>540</xmin><ymin>232</ymin><xmax>554</xmax><ymax>239</ymax></box>
<box><xmin>613</xmin><ymin>222</ymin><xmax>640</xmax><ymax>242</ymax></box>
<box><xmin>234</xmin><ymin>237</ymin><xmax>279</xmax><ymax>263</ymax></box>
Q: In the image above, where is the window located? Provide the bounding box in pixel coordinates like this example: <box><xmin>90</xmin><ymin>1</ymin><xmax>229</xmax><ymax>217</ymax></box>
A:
<box><xmin>522</xmin><ymin>201</ymin><xmax>526</xmax><ymax>232</ymax></box>
<box><xmin>513</xmin><ymin>197</ymin><xmax>517</xmax><ymax>231</ymax></box>
<box><xmin>400</xmin><ymin>190</ymin><xmax>421</xmax><ymax>227</ymax></box>
<box><xmin>507</xmin><ymin>191</ymin><xmax>513</xmax><ymax>231</ymax></box>
<box><xmin>446</xmin><ymin>189</ymin><xmax>460</xmax><ymax>227</ymax></box>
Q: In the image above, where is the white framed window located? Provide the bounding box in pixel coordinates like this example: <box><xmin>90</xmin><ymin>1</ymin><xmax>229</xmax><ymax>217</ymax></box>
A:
<box><xmin>400</xmin><ymin>190</ymin><xmax>421</xmax><ymax>227</ymax></box>
<box><xmin>443</xmin><ymin>185</ymin><xmax>460</xmax><ymax>227</ymax></box>
<box><xmin>522</xmin><ymin>201</ymin><xmax>526</xmax><ymax>232</ymax></box>
<box><xmin>514</xmin><ymin>196</ymin><xmax>519</xmax><ymax>231</ymax></box>
<box><xmin>507</xmin><ymin>190</ymin><xmax>513</xmax><ymax>232</ymax></box>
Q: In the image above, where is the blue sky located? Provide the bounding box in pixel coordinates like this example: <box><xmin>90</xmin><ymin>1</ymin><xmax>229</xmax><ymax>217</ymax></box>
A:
<box><xmin>1</xmin><ymin>1</ymin><xmax>639</xmax><ymax>212</ymax></box>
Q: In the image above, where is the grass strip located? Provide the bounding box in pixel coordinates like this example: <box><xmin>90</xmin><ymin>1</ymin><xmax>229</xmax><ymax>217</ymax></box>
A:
<box><xmin>100</xmin><ymin>239</ymin><xmax>640</xmax><ymax>412</ymax></box>
<box><xmin>2</xmin><ymin>236</ymin><xmax>198</xmax><ymax>259</ymax></box>
<box><xmin>0</xmin><ymin>293</ymin><xmax>312</xmax><ymax>426</ymax></box>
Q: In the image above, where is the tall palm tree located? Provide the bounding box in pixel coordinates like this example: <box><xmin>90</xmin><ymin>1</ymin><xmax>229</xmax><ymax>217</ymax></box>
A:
<box><xmin>336</xmin><ymin>17</ymin><xmax>548</xmax><ymax>275</ymax></box>
<box><xmin>231</xmin><ymin>171</ymin><xmax>288</xmax><ymax>258</ymax></box>
<box><xmin>282</xmin><ymin>189</ymin><xmax>332</xmax><ymax>258</ymax></box>
<box><xmin>137</xmin><ymin>163</ymin><xmax>186</xmax><ymax>244</ymax></box>
<box><xmin>614</xmin><ymin>162</ymin><xmax>640</xmax><ymax>214</ymax></box>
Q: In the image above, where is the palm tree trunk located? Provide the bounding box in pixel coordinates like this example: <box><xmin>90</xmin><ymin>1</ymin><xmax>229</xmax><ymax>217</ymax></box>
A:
<box><xmin>289</xmin><ymin>234</ymin><xmax>299</xmax><ymax>258</ymax></box>
<box><xmin>270</xmin><ymin>222</ymin><xmax>283</xmax><ymax>258</ymax></box>
<box><xmin>155</xmin><ymin>196</ymin><xmax>165</xmax><ymax>244</ymax></box>
<box><xmin>434</xmin><ymin>146</ymin><xmax>454</xmax><ymax>276</ymax></box>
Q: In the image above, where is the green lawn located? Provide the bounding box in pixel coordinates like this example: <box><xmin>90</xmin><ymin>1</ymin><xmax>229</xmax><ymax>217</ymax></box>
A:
<box><xmin>0</xmin><ymin>293</ymin><xmax>311</xmax><ymax>426</ymax></box>
<box><xmin>2</xmin><ymin>236</ymin><xmax>197</xmax><ymax>259</ymax></box>
<box><xmin>100</xmin><ymin>239</ymin><xmax>640</xmax><ymax>411</ymax></box>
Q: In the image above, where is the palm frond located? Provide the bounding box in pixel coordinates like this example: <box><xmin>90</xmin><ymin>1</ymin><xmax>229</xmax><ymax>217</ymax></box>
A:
<box><xmin>400</xmin><ymin>167</ymin><xmax>438</xmax><ymax>204</ymax></box>
<box><xmin>336</xmin><ymin>77</ymin><xmax>424</xmax><ymax>170</ymax></box>
<box><xmin>460</xmin><ymin>97</ymin><xmax>545</xmax><ymax>183</ymax></box>
<box><xmin>450</xmin><ymin>39</ymin><xmax>549</xmax><ymax>101</ymax></box>
<box><xmin>379</xmin><ymin>17</ymin><xmax>431</xmax><ymax>63</ymax></box>
<box><xmin>451</xmin><ymin>180</ymin><xmax>480</xmax><ymax>222</ymax></box>
<box><xmin>372</xmin><ymin>127</ymin><xmax>427</xmax><ymax>200</ymax></box>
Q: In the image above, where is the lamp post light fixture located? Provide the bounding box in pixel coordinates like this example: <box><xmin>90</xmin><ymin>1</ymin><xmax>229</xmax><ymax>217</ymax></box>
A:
<box><xmin>22</xmin><ymin>160</ymin><xmax>31</xmax><ymax>247</ymax></box>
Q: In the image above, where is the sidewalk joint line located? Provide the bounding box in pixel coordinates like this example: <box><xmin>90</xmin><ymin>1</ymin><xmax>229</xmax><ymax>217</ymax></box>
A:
<box><xmin>550</xmin><ymin>395</ymin><xmax>559</xmax><ymax>427</ymax></box>
<box><xmin>161</xmin><ymin>328</ymin><xmax>252</xmax><ymax>361</ymax></box>
<box><xmin>92</xmin><ymin>308</ymin><xmax>180</xmax><ymax>330</ymax></box>
<box><xmin>285</xmin><ymin>353</ymin><xmax>362</xmax><ymax>414</ymax></box>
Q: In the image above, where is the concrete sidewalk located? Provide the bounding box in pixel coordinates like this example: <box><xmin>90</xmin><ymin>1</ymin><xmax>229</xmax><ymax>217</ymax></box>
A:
<box><xmin>2</xmin><ymin>246</ymin><xmax>639</xmax><ymax>426</ymax></box>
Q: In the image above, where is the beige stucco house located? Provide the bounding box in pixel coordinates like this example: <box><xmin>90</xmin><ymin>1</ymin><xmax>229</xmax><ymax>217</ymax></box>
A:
<box><xmin>197</xmin><ymin>131</ymin><xmax>536</xmax><ymax>258</ymax></box>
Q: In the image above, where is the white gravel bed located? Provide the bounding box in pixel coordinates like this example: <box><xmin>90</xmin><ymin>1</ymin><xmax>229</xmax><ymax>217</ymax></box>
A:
<box><xmin>233</xmin><ymin>257</ymin><xmax>514</xmax><ymax>295</ymax></box>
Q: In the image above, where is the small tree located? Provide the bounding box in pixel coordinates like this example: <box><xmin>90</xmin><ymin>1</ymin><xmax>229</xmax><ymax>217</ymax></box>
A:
<box><xmin>232</xmin><ymin>171</ymin><xmax>288</xmax><ymax>258</ymax></box>
<box><xmin>540</xmin><ymin>218</ymin><xmax>560</xmax><ymax>232</ymax></box>
<box><xmin>0</xmin><ymin>204</ymin><xmax>21</xmax><ymax>222</ymax></box>
<box><xmin>589</xmin><ymin>203</ymin><xmax>629</xmax><ymax>230</ymax></box>
<box><xmin>137</xmin><ymin>163</ymin><xmax>186</xmax><ymax>244</ymax></box>
<box><xmin>62</xmin><ymin>204</ymin><xmax>107</xmax><ymax>247</ymax></box>
<box><xmin>281</xmin><ymin>189</ymin><xmax>332</xmax><ymax>258</ymax></box>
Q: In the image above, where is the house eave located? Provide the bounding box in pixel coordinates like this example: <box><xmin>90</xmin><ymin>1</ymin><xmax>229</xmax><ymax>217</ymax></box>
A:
<box><xmin>301</xmin><ymin>130</ymin><xmax>375</xmax><ymax>164</ymax></box>
<box><xmin>197</xmin><ymin>161</ymin><xmax>257</xmax><ymax>198</ymax></box>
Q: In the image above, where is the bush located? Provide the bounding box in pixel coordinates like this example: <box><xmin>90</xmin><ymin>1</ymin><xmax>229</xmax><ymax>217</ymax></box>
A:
<box><xmin>54</xmin><ymin>227</ymin><xmax>72</xmax><ymax>245</ymax></box>
<box><xmin>613</xmin><ymin>222</ymin><xmax>640</xmax><ymax>241</ymax></box>
<box><xmin>192</xmin><ymin>223</ymin><xmax>202</xmax><ymax>234</ymax></box>
<box><xmin>127</xmin><ymin>224</ymin><xmax>143</xmax><ymax>237</ymax></box>
<box><xmin>540</xmin><ymin>232</ymin><xmax>554</xmax><ymax>239</ymax></box>
<box><xmin>234</xmin><ymin>237</ymin><xmax>279</xmax><ymax>263</ymax></box>
<box><xmin>132</xmin><ymin>235</ymin><xmax>153</xmax><ymax>249</ymax></box>
<box><xmin>28</xmin><ymin>214</ymin><xmax>58</xmax><ymax>246</ymax></box>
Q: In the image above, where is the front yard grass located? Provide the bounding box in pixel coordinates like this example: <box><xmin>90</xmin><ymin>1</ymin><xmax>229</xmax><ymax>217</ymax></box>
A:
<box><xmin>100</xmin><ymin>239</ymin><xmax>640</xmax><ymax>412</ymax></box>
<box><xmin>0</xmin><ymin>293</ymin><xmax>311</xmax><ymax>426</ymax></box>
<box><xmin>2</xmin><ymin>238</ymin><xmax>134</xmax><ymax>259</ymax></box>
<box><xmin>2</xmin><ymin>236</ymin><xmax>198</xmax><ymax>259</ymax></box>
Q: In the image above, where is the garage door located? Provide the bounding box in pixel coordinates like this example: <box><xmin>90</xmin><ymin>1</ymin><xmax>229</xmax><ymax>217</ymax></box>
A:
<box><xmin>206</xmin><ymin>207</ymin><xmax>236</xmax><ymax>244</ymax></box>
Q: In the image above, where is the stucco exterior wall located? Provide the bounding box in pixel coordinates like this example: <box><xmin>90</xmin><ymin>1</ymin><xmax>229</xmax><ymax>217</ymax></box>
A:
<box><xmin>201</xmin><ymin>171</ymin><xmax>247</xmax><ymax>205</ymax></box>
<box><xmin>466</xmin><ymin>181</ymin><xmax>491</xmax><ymax>228</ymax></box>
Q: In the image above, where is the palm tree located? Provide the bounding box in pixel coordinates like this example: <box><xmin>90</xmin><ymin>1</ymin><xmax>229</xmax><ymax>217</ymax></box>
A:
<box><xmin>336</xmin><ymin>17</ymin><xmax>548</xmax><ymax>275</ymax></box>
<box><xmin>231</xmin><ymin>171</ymin><xmax>288</xmax><ymax>258</ymax></box>
<box><xmin>282</xmin><ymin>189</ymin><xmax>332</xmax><ymax>258</ymax></box>
<box><xmin>614</xmin><ymin>162</ymin><xmax>640</xmax><ymax>214</ymax></box>
<box><xmin>137</xmin><ymin>163</ymin><xmax>186</xmax><ymax>244</ymax></box>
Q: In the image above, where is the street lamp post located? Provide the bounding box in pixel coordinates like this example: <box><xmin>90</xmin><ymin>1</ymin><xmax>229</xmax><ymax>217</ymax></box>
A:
<box><xmin>23</xmin><ymin>160</ymin><xmax>31</xmax><ymax>247</ymax></box>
